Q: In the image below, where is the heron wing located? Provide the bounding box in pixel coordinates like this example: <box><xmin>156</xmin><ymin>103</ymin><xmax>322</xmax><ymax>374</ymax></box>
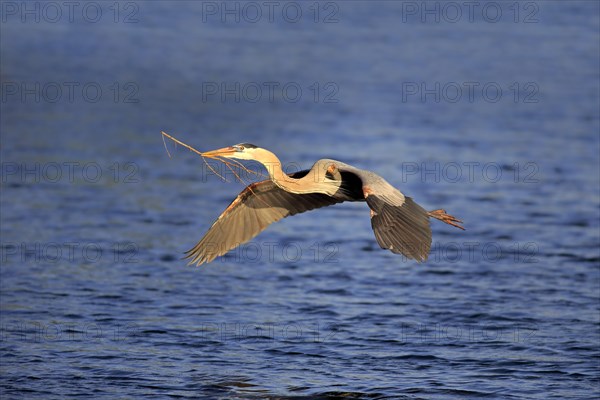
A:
<box><xmin>330</xmin><ymin>160</ymin><xmax>432</xmax><ymax>262</ymax></box>
<box><xmin>185</xmin><ymin>178</ymin><xmax>343</xmax><ymax>266</ymax></box>
<box><xmin>365</xmin><ymin>194</ymin><xmax>432</xmax><ymax>262</ymax></box>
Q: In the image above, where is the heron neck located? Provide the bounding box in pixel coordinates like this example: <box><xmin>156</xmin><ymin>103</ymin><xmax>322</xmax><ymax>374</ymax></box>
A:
<box><xmin>258</xmin><ymin>150</ymin><xmax>294</xmax><ymax>187</ymax></box>
<box><xmin>258</xmin><ymin>151</ymin><xmax>339</xmax><ymax>195</ymax></box>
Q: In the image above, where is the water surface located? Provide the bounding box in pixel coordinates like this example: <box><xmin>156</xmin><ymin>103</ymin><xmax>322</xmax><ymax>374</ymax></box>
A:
<box><xmin>1</xmin><ymin>1</ymin><xmax>599</xmax><ymax>398</ymax></box>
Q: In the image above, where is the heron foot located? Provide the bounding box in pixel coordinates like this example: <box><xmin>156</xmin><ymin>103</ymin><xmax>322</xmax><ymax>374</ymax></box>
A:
<box><xmin>428</xmin><ymin>209</ymin><xmax>465</xmax><ymax>230</ymax></box>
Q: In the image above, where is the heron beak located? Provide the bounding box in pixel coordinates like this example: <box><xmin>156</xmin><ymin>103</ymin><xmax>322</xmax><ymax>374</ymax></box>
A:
<box><xmin>201</xmin><ymin>146</ymin><xmax>237</xmax><ymax>158</ymax></box>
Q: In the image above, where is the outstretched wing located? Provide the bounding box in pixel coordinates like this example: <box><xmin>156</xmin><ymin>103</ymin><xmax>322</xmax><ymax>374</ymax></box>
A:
<box><xmin>365</xmin><ymin>194</ymin><xmax>432</xmax><ymax>262</ymax></box>
<box><xmin>330</xmin><ymin>160</ymin><xmax>432</xmax><ymax>262</ymax></box>
<box><xmin>185</xmin><ymin>179</ymin><xmax>343</xmax><ymax>266</ymax></box>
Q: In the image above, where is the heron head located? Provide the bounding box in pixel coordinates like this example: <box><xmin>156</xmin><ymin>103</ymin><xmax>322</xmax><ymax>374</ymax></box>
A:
<box><xmin>202</xmin><ymin>143</ymin><xmax>260</xmax><ymax>160</ymax></box>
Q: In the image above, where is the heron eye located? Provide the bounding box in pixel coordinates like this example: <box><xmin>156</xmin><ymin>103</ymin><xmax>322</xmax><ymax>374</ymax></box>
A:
<box><xmin>237</xmin><ymin>145</ymin><xmax>245</xmax><ymax>151</ymax></box>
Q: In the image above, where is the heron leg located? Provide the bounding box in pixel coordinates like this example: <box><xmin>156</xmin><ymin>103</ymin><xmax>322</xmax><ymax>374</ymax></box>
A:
<box><xmin>428</xmin><ymin>209</ymin><xmax>465</xmax><ymax>230</ymax></box>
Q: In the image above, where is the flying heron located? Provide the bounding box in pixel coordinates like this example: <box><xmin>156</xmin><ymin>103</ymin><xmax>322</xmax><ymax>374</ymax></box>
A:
<box><xmin>185</xmin><ymin>143</ymin><xmax>464</xmax><ymax>266</ymax></box>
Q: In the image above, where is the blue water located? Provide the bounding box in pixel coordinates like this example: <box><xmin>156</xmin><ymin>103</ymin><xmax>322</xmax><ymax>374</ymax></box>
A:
<box><xmin>1</xmin><ymin>1</ymin><xmax>599</xmax><ymax>398</ymax></box>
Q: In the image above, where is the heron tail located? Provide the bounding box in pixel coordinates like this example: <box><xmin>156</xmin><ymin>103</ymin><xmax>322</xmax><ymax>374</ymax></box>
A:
<box><xmin>428</xmin><ymin>209</ymin><xmax>465</xmax><ymax>230</ymax></box>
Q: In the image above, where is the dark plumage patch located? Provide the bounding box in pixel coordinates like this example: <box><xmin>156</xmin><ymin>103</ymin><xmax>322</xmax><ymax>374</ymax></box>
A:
<box><xmin>236</xmin><ymin>143</ymin><xmax>258</xmax><ymax>149</ymax></box>
<box><xmin>288</xmin><ymin>169</ymin><xmax>311</xmax><ymax>179</ymax></box>
<box><xmin>339</xmin><ymin>171</ymin><xmax>364</xmax><ymax>200</ymax></box>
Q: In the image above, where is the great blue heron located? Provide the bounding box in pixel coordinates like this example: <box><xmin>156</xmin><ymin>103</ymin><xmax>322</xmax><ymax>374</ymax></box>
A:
<box><xmin>185</xmin><ymin>143</ymin><xmax>464</xmax><ymax>266</ymax></box>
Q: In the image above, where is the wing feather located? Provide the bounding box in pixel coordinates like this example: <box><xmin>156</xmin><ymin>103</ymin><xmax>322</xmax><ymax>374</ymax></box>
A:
<box><xmin>186</xmin><ymin>159</ymin><xmax>435</xmax><ymax>266</ymax></box>
<box><xmin>329</xmin><ymin>160</ymin><xmax>432</xmax><ymax>262</ymax></box>
<box><xmin>366</xmin><ymin>195</ymin><xmax>431</xmax><ymax>262</ymax></box>
<box><xmin>185</xmin><ymin>179</ymin><xmax>343</xmax><ymax>266</ymax></box>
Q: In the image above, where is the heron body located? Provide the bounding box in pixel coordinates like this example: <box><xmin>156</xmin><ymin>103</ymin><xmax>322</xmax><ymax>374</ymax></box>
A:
<box><xmin>185</xmin><ymin>144</ymin><xmax>464</xmax><ymax>266</ymax></box>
